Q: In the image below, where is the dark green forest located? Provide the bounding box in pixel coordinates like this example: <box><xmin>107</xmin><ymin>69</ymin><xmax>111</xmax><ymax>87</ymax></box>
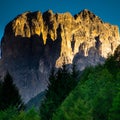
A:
<box><xmin>52</xmin><ymin>46</ymin><xmax>120</xmax><ymax>120</ymax></box>
<box><xmin>0</xmin><ymin>46</ymin><xmax>120</xmax><ymax>120</ymax></box>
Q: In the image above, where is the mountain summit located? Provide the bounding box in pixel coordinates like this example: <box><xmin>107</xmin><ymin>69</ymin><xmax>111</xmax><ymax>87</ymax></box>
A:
<box><xmin>0</xmin><ymin>9</ymin><xmax>120</xmax><ymax>102</ymax></box>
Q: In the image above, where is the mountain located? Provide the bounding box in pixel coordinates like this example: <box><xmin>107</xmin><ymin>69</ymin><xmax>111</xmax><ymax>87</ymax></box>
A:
<box><xmin>26</xmin><ymin>91</ymin><xmax>45</xmax><ymax>110</ymax></box>
<box><xmin>0</xmin><ymin>9</ymin><xmax>120</xmax><ymax>102</ymax></box>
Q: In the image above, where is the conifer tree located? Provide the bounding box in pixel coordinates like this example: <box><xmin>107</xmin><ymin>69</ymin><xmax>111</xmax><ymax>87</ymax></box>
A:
<box><xmin>40</xmin><ymin>63</ymin><xmax>78</xmax><ymax>120</ymax></box>
<box><xmin>0</xmin><ymin>72</ymin><xmax>24</xmax><ymax>110</ymax></box>
<box><xmin>109</xmin><ymin>91</ymin><xmax>120</xmax><ymax>120</ymax></box>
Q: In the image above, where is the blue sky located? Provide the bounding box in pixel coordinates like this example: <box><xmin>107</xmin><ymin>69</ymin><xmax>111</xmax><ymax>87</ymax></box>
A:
<box><xmin>0</xmin><ymin>0</ymin><xmax>120</xmax><ymax>41</ymax></box>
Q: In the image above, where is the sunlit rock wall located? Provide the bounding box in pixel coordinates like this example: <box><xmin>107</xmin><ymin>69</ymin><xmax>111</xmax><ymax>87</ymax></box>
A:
<box><xmin>0</xmin><ymin>9</ymin><xmax>120</xmax><ymax>102</ymax></box>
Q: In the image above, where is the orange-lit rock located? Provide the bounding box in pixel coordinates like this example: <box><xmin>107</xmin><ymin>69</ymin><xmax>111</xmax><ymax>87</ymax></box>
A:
<box><xmin>0</xmin><ymin>9</ymin><xmax>120</xmax><ymax>102</ymax></box>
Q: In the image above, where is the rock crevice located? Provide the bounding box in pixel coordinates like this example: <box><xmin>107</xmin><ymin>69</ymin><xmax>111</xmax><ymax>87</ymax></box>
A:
<box><xmin>0</xmin><ymin>9</ymin><xmax>120</xmax><ymax>102</ymax></box>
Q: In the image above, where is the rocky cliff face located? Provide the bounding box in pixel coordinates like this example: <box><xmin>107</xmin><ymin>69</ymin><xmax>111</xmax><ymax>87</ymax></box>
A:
<box><xmin>0</xmin><ymin>9</ymin><xmax>120</xmax><ymax>102</ymax></box>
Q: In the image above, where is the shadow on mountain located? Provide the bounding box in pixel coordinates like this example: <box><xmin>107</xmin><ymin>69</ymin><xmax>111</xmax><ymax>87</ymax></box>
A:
<box><xmin>73</xmin><ymin>46</ymin><xmax>105</xmax><ymax>71</ymax></box>
<box><xmin>0</xmin><ymin>24</ymin><xmax>62</xmax><ymax>102</ymax></box>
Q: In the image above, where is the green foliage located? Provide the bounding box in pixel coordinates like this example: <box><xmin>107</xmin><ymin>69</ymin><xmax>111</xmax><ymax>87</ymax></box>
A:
<box><xmin>105</xmin><ymin>45</ymin><xmax>120</xmax><ymax>75</ymax></box>
<box><xmin>40</xmin><ymin>64</ymin><xmax>78</xmax><ymax>120</ymax></box>
<box><xmin>12</xmin><ymin>108</ymin><xmax>41</xmax><ymax>120</ymax></box>
<box><xmin>0</xmin><ymin>107</ymin><xmax>41</xmax><ymax>120</ymax></box>
<box><xmin>0</xmin><ymin>72</ymin><xmax>24</xmax><ymax>110</ymax></box>
<box><xmin>92</xmin><ymin>70</ymin><xmax>113</xmax><ymax>120</ymax></box>
<box><xmin>52</xmin><ymin>60</ymin><xmax>120</xmax><ymax>120</ymax></box>
<box><xmin>1</xmin><ymin>45</ymin><xmax>120</xmax><ymax>119</ymax></box>
<box><xmin>109</xmin><ymin>91</ymin><xmax>120</xmax><ymax>120</ymax></box>
<box><xmin>105</xmin><ymin>55</ymin><xmax>119</xmax><ymax>74</ymax></box>
<box><xmin>0</xmin><ymin>106</ymin><xmax>18</xmax><ymax>120</ymax></box>
<box><xmin>108</xmin><ymin>72</ymin><xmax>120</xmax><ymax>120</ymax></box>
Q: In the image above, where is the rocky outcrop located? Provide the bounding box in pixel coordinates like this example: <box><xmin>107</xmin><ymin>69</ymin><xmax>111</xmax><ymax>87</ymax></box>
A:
<box><xmin>0</xmin><ymin>9</ymin><xmax>120</xmax><ymax>102</ymax></box>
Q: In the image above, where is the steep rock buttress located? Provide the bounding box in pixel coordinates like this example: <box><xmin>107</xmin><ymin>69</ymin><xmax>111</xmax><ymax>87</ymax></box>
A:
<box><xmin>0</xmin><ymin>9</ymin><xmax>120</xmax><ymax>102</ymax></box>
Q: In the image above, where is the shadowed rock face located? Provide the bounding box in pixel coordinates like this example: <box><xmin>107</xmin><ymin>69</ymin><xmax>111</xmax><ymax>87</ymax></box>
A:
<box><xmin>0</xmin><ymin>9</ymin><xmax>120</xmax><ymax>102</ymax></box>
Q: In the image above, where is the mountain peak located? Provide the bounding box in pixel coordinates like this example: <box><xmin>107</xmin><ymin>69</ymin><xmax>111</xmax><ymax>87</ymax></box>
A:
<box><xmin>74</xmin><ymin>9</ymin><xmax>103</xmax><ymax>23</ymax></box>
<box><xmin>0</xmin><ymin>9</ymin><xmax>120</xmax><ymax>102</ymax></box>
<box><xmin>81</xmin><ymin>9</ymin><xmax>91</xmax><ymax>13</ymax></box>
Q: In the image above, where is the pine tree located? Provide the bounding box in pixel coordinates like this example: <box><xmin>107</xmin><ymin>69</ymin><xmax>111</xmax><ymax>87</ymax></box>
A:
<box><xmin>109</xmin><ymin>91</ymin><xmax>120</xmax><ymax>120</ymax></box>
<box><xmin>0</xmin><ymin>72</ymin><xmax>24</xmax><ymax>110</ymax></box>
<box><xmin>40</xmin><ymin>64</ymin><xmax>78</xmax><ymax>120</ymax></box>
